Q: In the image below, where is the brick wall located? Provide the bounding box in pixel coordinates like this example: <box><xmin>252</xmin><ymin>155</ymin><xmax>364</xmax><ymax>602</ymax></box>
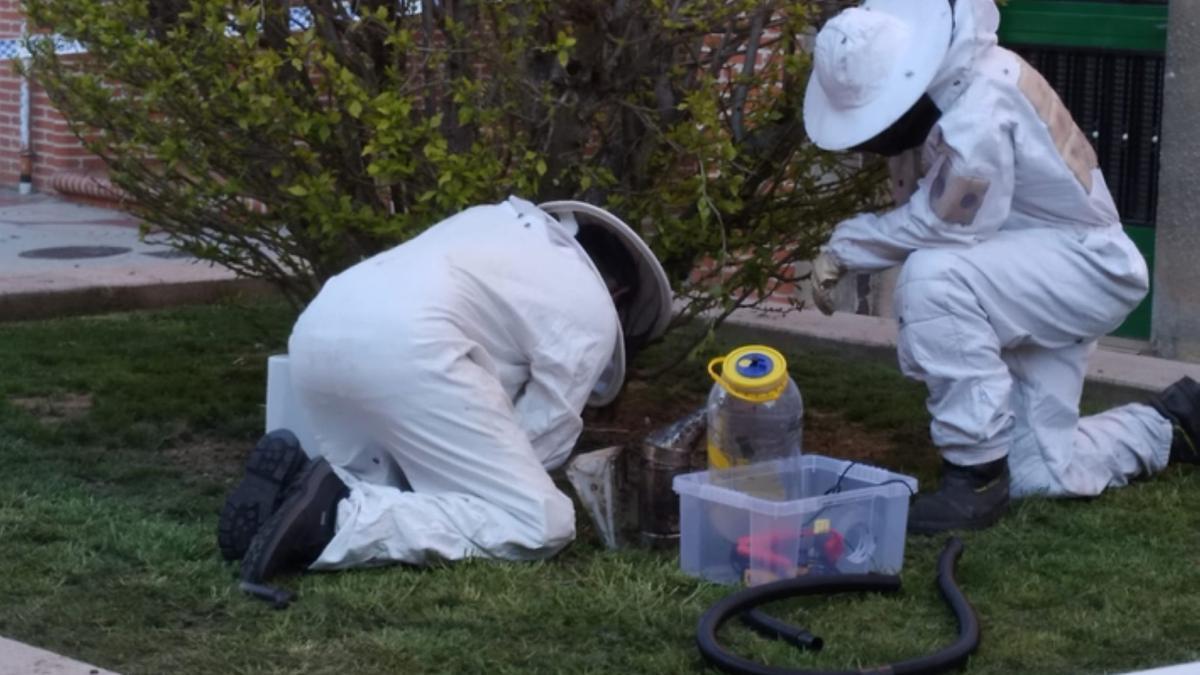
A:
<box><xmin>0</xmin><ymin>0</ymin><xmax>21</xmax><ymax>38</ymax></box>
<box><xmin>0</xmin><ymin>0</ymin><xmax>108</xmax><ymax>196</ymax></box>
<box><xmin>0</xmin><ymin>0</ymin><xmax>24</xmax><ymax>186</ymax></box>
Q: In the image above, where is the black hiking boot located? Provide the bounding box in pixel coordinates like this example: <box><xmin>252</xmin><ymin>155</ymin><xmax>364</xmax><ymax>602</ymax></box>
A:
<box><xmin>240</xmin><ymin>458</ymin><xmax>348</xmax><ymax>583</ymax></box>
<box><xmin>1149</xmin><ymin>377</ymin><xmax>1200</xmax><ymax>465</ymax></box>
<box><xmin>217</xmin><ymin>429</ymin><xmax>311</xmax><ymax>561</ymax></box>
<box><xmin>908</xmin><ymin>457</ymin><xmax>1010</xmax><ymax>535</ymax></box>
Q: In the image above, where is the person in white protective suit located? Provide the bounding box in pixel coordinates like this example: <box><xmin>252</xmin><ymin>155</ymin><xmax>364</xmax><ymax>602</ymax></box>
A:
<box><xmin>803</xmin><ymin>0</ymin><xmax>1200</xmax><ymax>533</ymax></box>
<box><xmin>217</xmin><ymin>197</ymin><xmax>673</xmax><ymax>581</ymax></box>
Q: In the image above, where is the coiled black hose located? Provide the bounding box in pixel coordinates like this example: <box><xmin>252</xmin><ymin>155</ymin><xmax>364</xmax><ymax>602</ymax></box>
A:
<box><xmin>741</xmin><ymin>609</ymin><xmax>824</xmax><ymax>652</ymax></box>
<box><xmin>696</xmin><ymin>538</ymin><xmax>980</xmax><ymax>675</ymax></box>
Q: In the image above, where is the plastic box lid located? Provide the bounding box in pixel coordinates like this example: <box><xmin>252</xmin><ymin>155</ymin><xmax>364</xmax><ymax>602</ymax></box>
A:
<box><xmin>672</xmin><ymin>454</ymin><xmax>918</xmax><ymax>516</ymax></box>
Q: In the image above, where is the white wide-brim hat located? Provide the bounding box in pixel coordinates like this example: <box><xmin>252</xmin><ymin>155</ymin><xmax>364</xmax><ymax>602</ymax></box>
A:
<box><xmin>803</xmin><ymin>0</ymin><xmax>953</xmax><ymax>151</ymax></box>
<box><xmin>538</xmin><ymin>200</ymin><xmax>673</xmax><ymax>407</ymax></box>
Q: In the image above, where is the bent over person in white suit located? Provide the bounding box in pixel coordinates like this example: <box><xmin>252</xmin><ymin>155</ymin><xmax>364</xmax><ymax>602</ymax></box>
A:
<box><xmin>218</xmin><ymin>197</ymin><xmax>672</xmax><ymax>581</ymax></box>
<box><xmin>803</xmin><ymin>0</ymin><xmax>1200</xmax><ymax>533</ymax></box>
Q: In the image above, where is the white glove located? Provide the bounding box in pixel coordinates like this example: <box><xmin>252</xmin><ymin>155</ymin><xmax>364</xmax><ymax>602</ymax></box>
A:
<box><xmin>811</xmin><ymin>250</ymin><xmax>844</xmax><ymax>316</ymax></box>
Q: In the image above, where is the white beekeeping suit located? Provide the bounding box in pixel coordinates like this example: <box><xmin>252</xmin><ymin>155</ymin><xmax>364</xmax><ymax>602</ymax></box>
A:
<box><xmin>803</xmin><ymin>0</ymin><xmax>1173</xmax><ymax>523</ymax></box>
<box><xmin>284</xmin><ymin>196</ymin><xmax>671</xmax><ymax>567</ymax></box>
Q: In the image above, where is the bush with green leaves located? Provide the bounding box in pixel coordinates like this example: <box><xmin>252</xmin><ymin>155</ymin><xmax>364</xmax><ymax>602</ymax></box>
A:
<box><xmin>25</xmin><ymin>0</ymin><xmax>883</xmax><ymax>330</ymax></box>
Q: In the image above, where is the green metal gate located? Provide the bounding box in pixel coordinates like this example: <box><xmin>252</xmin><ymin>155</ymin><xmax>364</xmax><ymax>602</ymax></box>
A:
<box><xmin>998</xmin><ymin>0</ymin><xmax>1169</xmax><ymax>340</ymax></box>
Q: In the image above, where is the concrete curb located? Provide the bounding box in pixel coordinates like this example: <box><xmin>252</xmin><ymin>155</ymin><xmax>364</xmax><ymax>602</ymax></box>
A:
<box><xmin>0</xmin><ymin>277</ymin><xmax>277</xmax><ymax>322</ymax></box>
<box><xmin>0</xmin><ymin>637</ymin><xmax>118</xmax><ymax>675</ymax></box>
<box><xmin>718</xmin><ymin>305</ymin><xmax>1200</xmax><ymax>400</ymax></box>
<box><xmin>3</xmin><ymin>265</ymin><xmax>1196</xmax><ymax>400</ymax></box>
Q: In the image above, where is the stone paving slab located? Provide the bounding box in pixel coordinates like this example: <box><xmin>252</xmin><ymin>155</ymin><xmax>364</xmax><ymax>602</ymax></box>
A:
<box><xmin>0</xmin><ymin>217</ymin><xmax>229</xmax><ymax>286</ymax></box>
<box><xmin>0</xmin><ymin>191</ymin><xmax>140</xmax><ymax>227</ymax></box>
<box><xmin>0</xmin><ymin>637</ymin><xmax>118</xmax><ymax>675</ymax></box>
<box><xmin>0</xmin><ymin>191</ymin><xmax>271</xmax><ymax>320</ymax></box>
<box><xmin>1122</xmin><ymin>663</ymin><xmax>1200</xmax><ymax>675</ymax></box>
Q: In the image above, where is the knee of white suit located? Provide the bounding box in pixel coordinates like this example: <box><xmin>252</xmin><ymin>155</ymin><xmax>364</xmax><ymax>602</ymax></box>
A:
<box><xmin>893</xmin><ymin>248</ymin><xmax>1015</xmax><ymax>455</ymax></box>
<box><xmin>893</xmin><ymin>248</ymin><xmax>978</xmax><ymax>323</ymax></box>
<box><xmin>536</xmin><ymin>490</ymin><xmax>577</xmax><ymax>550</ymax></box>
<box><xmin>893</xmin><ymin>248</ymin><xmax>994</xmax><ymax>377</ymax></box>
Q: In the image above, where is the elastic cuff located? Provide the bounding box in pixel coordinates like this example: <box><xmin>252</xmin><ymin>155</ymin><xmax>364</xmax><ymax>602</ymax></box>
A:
<box><xmin>819</xmin><ymin>245</ymin><xmax>847</xmax><ymax>272</ymax></box>
<box><xmin>940</xmin><ymin>444</ymin><xmax>1009</xmax><ymax>467</ymax></box>
<box><xmin>1132</xmin><ymin>402</ymin><xmax>1175</xmax><ymax>468</ymax></box>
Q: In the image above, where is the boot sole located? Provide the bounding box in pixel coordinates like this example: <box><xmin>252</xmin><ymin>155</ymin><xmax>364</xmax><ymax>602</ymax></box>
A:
<box><xmin>1162</xmin><ymin>377</ymin><xmax>1200</xmax><ymax>464</ymax></box>
<box><xmin>907</xmin><ymin>502</ymin><xmax>1009</xmax><ymax>536</ymax></box>
<box><xmin>217</xmin><ymin>432</ymin><xmax>308</xmax><ymax>561</ymax></box>
<box><xmin>240</xmin><ymin>459</ymin><xmax>341</xmax><ymax>583</ymax></box>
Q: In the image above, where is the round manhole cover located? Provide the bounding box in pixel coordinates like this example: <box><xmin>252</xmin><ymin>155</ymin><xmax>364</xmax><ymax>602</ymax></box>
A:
<box><xmin>19</xmin><ymin>245</ymin><xmax>133</xmax><ymax>260</ymax></box>
<box><xmin>143</xmin><ymin>249</ymin><xmax>195</xmax><ymax>259</ymax></box>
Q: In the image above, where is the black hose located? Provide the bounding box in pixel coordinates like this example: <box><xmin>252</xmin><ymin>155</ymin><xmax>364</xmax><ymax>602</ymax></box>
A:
<box><xmin>696</xmin><ymin>538</ymin><xmax>980</xmax><ymax>675</ymax></box>
<box><xmin>238</xmin><ymin>580</ymin><xmax>296</xmax><ymax>610</ymax></box>
<box><xmin>741</xmin><ymin>609</ymin><xmax>824</xmax><ymax>652</ymax></box>
<box><xmin>878</xmin><ymin>538</ymin><xmax>979</xmax><ymax>675</ymax></box>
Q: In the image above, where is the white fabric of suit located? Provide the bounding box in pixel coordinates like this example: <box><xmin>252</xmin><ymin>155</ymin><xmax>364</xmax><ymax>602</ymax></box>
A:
<box><xmin>287</xmin><ymin>196</ymin><xmax>619</xmax><ymax>567</ymax></box>
<box><xmin>823</xmin><ymin>0</ymin><xmax>1172</xmax><ymax>497</ymax></box>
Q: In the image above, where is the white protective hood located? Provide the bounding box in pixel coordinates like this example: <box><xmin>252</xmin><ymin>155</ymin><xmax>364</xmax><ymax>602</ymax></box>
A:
<box><xmin>927</xmin><ymin>0</ymin><xmax>1001</xmax><ymax>109</ymax></box>
<box><xmin>804</xmin><ymin>0</ymin><xmax>1005</xmax><ymax>150</ymax></box>
<box><xmin>538</xmin><ymin>201</ymin><xmax>673</xmax><ymax>407</ymax></box>
<box><xmin>803</xmin><ymin>0</ymin><xmax>953</xmax><ymax>150</ymax></box>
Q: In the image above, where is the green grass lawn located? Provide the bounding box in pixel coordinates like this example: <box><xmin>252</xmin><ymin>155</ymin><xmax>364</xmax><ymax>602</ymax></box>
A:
<box><xmin>1</xmin><ymin>302</ymin><xmax>1198</xmax><ymax>674</ymax></box>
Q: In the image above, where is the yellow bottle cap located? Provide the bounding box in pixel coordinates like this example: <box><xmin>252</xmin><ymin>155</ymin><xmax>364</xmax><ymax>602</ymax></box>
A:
<box><xmin>707</xmin><ymin>345</ymin><xmax>789</xmax><ymax>403</ymax></box>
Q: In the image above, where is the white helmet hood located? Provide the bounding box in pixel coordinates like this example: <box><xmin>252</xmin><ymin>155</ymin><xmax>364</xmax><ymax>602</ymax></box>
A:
<box><xmin>538</xmin><ymin>201</ymin><xmax>673</xmax><ymax>407</ymax></box>
<box><xmin>803</xmin><ymin>0</ymin><xmax>954</xmax><ymax>151</ymax></box>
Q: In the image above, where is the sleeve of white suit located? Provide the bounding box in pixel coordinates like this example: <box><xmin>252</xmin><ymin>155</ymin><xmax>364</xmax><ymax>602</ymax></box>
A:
<box><xmin>511</xmin><ymin>327</ymin><xmax>611</xmax><ymax>471</ymax></box>
<box><xmin>825</xmin><ymin>102</ymin><xmax>1017</xmax><ymax>273</ymax></box>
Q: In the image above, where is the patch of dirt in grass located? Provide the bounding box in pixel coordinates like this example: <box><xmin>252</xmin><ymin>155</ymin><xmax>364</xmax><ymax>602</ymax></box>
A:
<box><xmin>579</xmin><ymin>380</ymin><xmax>900</xmax><ymax>464</ymax></box>
<box><xmin>163</xmin><ymin>436</ymin><xmax>249</xmax><ymax>483</ymax></box>
<box><xmin>9</xmin><ymin>392</ymin><xmax>93</xmax><ymax>425</ymax></box>
<box><xmin>579</xmin><ymin>380</ymin><xmax>703</xmax><ymax>450</ymax></box>
<box><xmin>805</xmin><ymin>409</ymin><xmax>901</xmax><ymax>465</ymax></box>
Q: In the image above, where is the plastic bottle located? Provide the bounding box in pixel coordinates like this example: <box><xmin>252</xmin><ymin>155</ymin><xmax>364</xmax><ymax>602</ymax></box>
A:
<box><xmin>706</xmin><ymin>345</ymin><xmax>804</xmax><ymax>472</ymax></box>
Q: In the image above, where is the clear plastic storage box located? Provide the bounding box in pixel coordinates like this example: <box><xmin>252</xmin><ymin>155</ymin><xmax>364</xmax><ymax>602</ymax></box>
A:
<box><xmin>672</xmin><ymin>455</ymin><xmax>918</xmax><ymax>585</ymax></box>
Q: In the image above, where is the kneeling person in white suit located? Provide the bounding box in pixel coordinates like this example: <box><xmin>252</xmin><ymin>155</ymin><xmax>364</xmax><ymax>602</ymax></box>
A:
<box><xmin>218</xmin><ymin>197</ymin><xmax>672</xmax><ymax>582</ymax></box>
<box><xmin>803</xmin><ymin>0</ymin><xmax>1200</xmax><ymax>534</ymax></box>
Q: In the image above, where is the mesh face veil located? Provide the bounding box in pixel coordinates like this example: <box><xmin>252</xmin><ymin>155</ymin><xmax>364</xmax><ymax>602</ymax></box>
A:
<box><xmin>537</xmin><ymin>200</ymin><xmax>673</xmax><ymax>407</ymax></box>
<box><xmin>575</xmin><ymin>223</ymin><xmax>645</xmax><ymax>350</ymax></box>
<box><xmin>852</xmin><ymin>94</ymin><xmax>942</xmax><ymax>157</ymax></box>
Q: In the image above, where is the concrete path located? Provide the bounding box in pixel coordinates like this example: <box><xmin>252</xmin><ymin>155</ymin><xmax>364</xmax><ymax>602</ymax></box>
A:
<box><xmin>720</xmin><ymin>304</ymin><xmax>1200</xmax><ymax>396</ymax></box>
<box><xmin>1123</xmin><ymin>664</ymin><xmax>1200</xmax><ymax>675</ymax></box>
<box><xmin>0</xmin><ymin>637</ymin><xmax>117</xmax><ymax>675</ymax></box>
<box><xmin>0</xmin><ymin>191</ymin><xmax>268</xmax><ymax>321</ymax></box>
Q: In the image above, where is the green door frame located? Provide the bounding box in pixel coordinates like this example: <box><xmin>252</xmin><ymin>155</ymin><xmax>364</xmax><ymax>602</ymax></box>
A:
<box><xmin>997</xmin><ymin>0</ymin><xmax>1168</xmax><ymax>340</ymax></box>
<box><xmin>998</xmin><ymin>0</ymin><xmax>1168</xmax><ymax>53</ymax></box>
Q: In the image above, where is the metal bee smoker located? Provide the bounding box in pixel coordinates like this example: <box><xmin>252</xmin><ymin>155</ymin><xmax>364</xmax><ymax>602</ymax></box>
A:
<box><xmin>636</xmin><ymin>408</ymin><xmax>708</xmax><ymax>547</ymax></box>
<box><xmin>567</xmin><ymin>408</ymin><xmax>707</xmax><ymax>549</ymax></box>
